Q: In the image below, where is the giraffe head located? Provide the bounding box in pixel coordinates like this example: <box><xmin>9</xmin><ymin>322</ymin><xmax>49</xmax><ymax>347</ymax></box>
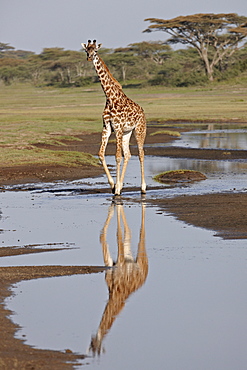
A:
<box><xmin>81</xmin><ymin>39</ymin><xmax>102</xmax><ymax>61</ymax></box>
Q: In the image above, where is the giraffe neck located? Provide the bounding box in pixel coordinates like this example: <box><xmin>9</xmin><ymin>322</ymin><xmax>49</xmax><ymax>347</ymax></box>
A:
<box><xmin>93</xmin><ymin>55</ymin><xmax>122</xmax><ymax>100</ymax></box>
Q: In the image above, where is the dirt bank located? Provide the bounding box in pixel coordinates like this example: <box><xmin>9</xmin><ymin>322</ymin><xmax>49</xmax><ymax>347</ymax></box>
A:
<box><xmin>148</xmin><ymin>192</ymin><xmax>247</xmax><ymax>240</ymax></box>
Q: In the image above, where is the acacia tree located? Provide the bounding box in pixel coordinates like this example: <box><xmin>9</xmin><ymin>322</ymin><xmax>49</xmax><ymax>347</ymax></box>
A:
<box><xmin>106</xmin><ymin>50</ymin><xmax>137</xmax><ymax>81</ymax></box>
<box><xmin>124</xmin><ymin>41</ymin><xmax>171</xmax><ymax>65</ymax></box>
<box><xmin>0</xmin><ymin>42</ymin><xmax>14</xmax><ymax>53</ymax></box>
<box><xmin>144</xmin><ymin>13</ymin><xmax>247</xmax><ymax>81</ymax></box>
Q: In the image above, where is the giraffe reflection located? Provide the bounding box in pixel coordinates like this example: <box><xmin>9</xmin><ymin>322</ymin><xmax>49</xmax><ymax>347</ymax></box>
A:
<box><xmin>89</xmin><ymin>201</ymin><xmax>148</xmax><ymax>356</ymax></box>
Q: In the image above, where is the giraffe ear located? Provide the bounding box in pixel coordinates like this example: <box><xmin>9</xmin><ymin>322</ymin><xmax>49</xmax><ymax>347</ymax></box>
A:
<box><xmin>97</xmin><ymin>43</ymin><xmax>102</xmax><ymax>50</ymax></box>
<box><xmin>81</xmin><ymin>43</ymin><xmax>87</xmax><ymax>50</ymax></box>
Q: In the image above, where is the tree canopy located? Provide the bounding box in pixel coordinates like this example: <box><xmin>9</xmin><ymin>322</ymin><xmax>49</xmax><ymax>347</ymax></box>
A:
<box><xmin>0</xmin><ymin>42</ymin><xmax>14</xmax><ymax>53</ymax></box>
<box><xmin>0</xmin><ymin>38</ymin><xmax>247</xmax><ymax>87</ymax></box>
<box><xmin>144</xmin><ymin>13</ymin><xmax>247</xmax><ymax>81</ymax></box>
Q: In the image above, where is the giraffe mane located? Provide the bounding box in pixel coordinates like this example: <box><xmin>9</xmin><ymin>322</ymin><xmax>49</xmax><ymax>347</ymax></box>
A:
<box><xmin>98</xmin><ymin>56</ymin><xmax>122</xmax><ymax>90</ymax></box>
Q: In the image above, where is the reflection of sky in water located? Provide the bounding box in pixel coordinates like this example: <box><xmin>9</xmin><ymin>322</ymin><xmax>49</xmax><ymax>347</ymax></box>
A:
<box><xmin>4</xmin><ymin>197</ymin><xmax>247</xmax><ymax>370</ymax></box>
<box><xmin>171</xmin><ymin>129</ymin><xmax>247</xmax><ymax>150</ymax></box>
<box><xmin>2</xmin><ymin>128</ymin><xmax>247</xmax><ymax>369</ymax></box>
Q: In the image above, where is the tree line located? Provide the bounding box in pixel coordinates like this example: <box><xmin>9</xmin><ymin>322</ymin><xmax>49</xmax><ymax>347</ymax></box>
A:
<box><xmin>1</xmin><ymin>13</ymin><xmax>247</xmax><ymax>87</ymax></box>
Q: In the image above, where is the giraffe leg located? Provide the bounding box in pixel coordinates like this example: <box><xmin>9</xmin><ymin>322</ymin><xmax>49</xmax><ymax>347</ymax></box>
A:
<box><xmin>114</xmin><ymin>133</ymin><xmax>123</xmax><ymax>196</ymax></box>
<box><xmin>118</xmin><ymin>131</ymin><xmax>132</xmax><ymax>193</ymax></box>
<box><xmin>98</xmin><ymin>124</ymin><xmax>115</xmax><ymax>192</ymax></box>
<box><xmin>120</xmin><ymin>205</ymin><xmax>134</xmax><ymax>262</ymax></box>
<box><xmin>136</xmin><ymin>202</ymin><xmax>148</xmax><ymax>269</ymax></box>
<box><xmin>100</xmin><ymin>204</ymin><xmax>114</xmax><ymax>267</ymax></box>
<box><xmin>135</xmin><ymin>127</ymin><xmax>146</xmax><ymax>194</ymax></box>
<box><xmin>116</xmin><ymin>204</ymin><xmax>125</xmax><ymax>264</ymax></box>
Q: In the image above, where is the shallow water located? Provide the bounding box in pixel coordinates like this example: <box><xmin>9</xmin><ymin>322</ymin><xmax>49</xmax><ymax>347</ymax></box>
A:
<box><xmin>1</xmin><ymin>127</ymin><xmax>247</xmax><ymax>369</ymax></box>
<box><xmin>171</xmin><ymin>128</ymin><xmax>247</xmax><ymax>150</ymax></box>
<box><xmin>6</xmin><ymin>154</ymin><xmax>247</xmax><ymax>197</ymax></box>
<box><xmin>3</xmin><ymin>193</ymin><xmax>247</xmax><ymax>370</ymax></box>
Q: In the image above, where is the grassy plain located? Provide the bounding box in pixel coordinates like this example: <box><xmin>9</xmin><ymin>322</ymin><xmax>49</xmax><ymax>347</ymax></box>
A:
<box><xmin>0</xmin><ymin>82</ymin><xmax>247</xmax><ymax>167</ymax></box>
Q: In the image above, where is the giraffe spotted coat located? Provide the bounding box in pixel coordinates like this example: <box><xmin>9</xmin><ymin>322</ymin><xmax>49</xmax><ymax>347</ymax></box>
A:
<box><xmin>81</xmin><ymin>40</ymin><xmax>146</xmax><ymax>195</ymax></box>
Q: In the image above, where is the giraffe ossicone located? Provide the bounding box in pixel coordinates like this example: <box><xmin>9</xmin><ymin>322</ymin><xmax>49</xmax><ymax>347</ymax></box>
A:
<box><xmin>81</xmin><ymin>40</ymin><xmax>146</xmax><ymax>195</ymax></box>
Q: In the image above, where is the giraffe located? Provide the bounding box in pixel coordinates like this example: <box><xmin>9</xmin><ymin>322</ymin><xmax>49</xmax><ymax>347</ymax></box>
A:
<box><xmin>89</xmin><ymin>201</ymin><xmax>148</xmax><ymax>356</ymax></box>
<box><xmin>81</xmin><ymin>40</ymin><xmax>146</xmax><ymax>195</ymax></box>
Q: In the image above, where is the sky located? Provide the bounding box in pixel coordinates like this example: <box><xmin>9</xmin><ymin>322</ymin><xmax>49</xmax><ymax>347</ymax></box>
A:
<box><xmin>1</xmin><ymin>0</ymin><xmax>247</xmax><ymax>53</ymax></box>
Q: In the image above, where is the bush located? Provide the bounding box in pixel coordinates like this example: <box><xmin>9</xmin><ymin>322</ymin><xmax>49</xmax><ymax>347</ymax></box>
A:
<box><xmin>148</xmin><ymin>69</ymin><xmax>207</xmax><ymax>87</ymax></box>
<box><xmin>73</xmin><ymin>76</ymin><xmax>94</xmax><ymax>87</ymax></box>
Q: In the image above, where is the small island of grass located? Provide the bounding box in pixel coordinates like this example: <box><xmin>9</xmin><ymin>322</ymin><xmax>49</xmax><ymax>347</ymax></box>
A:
<box><xmin>154</xmin><ymin>169</ymin><xmax>207</xmax><ymax>183</ymax></box>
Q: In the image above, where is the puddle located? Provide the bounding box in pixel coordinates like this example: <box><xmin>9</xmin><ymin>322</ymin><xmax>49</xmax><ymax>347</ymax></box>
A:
<box><xmin>172</xmin><ymin>128</ymin><xmax>247</xmax><ymax>150</ymax></box>
<box><xmin>3</xmin><ymin>196</ymin><xmax>247</xmax><ymax>369</ymax></box>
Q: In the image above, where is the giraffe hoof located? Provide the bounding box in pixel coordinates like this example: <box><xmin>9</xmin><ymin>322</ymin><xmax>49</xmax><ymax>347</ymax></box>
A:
<box><xmin>141</xmin><ymin>186</ymin><xmax>146</xmax><ymax>194</ymax></box>
<box><xmin>114</xmin><ymin>183</ymin><xmax>122</xmax><ymax>196</ymax></box>
<box><xmin>114</xmin><ymin>189</ymin><xmax>122</xmax><ymax>196</ymax></box>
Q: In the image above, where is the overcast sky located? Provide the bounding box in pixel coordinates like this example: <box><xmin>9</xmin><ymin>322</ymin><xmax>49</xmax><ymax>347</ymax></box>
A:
<box><xmin>1</xmin><ymin>0</ymin><xmax>246</xmax><ymax>53</ymax></box>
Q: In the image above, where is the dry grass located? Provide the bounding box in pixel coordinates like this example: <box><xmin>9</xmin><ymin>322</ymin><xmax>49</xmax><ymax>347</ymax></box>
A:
<box><xmin>0</xmin><ymin>82</ymin><xmax>247</xmax><ymax>169</ymax></box>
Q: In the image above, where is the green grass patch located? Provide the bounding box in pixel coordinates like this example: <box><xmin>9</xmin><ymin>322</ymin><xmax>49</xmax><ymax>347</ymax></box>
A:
<box><xmin>154</xmin><ymin>169</ymin><xmax>207</xmax><ymax>183</ymax></box>
<box><xmin>0</xmin><ymin>147</ymin><xmax>99</xmax><ymax>168</ymax></box>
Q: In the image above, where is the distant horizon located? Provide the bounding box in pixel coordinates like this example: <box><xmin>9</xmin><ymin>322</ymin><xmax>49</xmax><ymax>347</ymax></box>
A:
<box><xmin>2</xmin><ymin>39</ymin><xmax>176</xmax><ymax>54</ymax></box>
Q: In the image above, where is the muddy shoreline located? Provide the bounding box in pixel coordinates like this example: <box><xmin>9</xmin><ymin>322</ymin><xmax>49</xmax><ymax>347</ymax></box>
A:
<box><xmin>0</xmin><ymin>265</ymin><xmax>107</xmax><ymax>369</ymax></box>
<box><xmin>1</xmin><ymin>128</ymin><xmax>247</xmax><ymax>186</ymax></box>
<box><xmin>1</xmin><ymin>127</ymin><xmax>247</xmax><ymax>368</ymax></box>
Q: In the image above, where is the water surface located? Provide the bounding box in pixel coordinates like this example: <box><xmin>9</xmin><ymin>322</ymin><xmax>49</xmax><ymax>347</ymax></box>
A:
<box><xmin>2</xmin><ymin>187</ymin><xmax>247</xmax><ymax>369</ymax></box>
<box><xmin>172</xmin><ymin>127</ymin><xmax>247</xmax><ymax>150</ymax></box>
<box><xmin>1</xmin><ymin>129</ymin><xmax>247</xmax><ymax>369</ymax></box>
